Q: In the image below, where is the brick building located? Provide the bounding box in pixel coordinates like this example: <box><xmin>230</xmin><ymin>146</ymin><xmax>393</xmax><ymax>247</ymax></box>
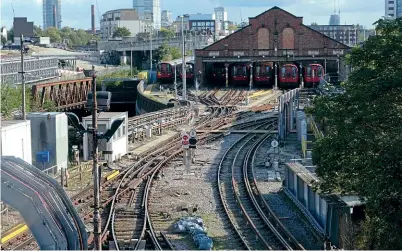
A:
<box><xmin>195</xmin><ymin>6</ymin><xmax>351</xmax><ymax>82</ymax></box>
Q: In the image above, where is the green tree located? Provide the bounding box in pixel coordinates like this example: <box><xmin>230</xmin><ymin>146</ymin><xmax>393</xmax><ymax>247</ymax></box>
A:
<box><xmin>45</xmin><ymin>27</ymin><xmax>62</xmax><ymax>43</ymax></box>
<box><xmin>153</xmin><ymin>43</ymin><xmax>171</xmax><ymax>62</ymax></box>
<box><xmin>159</xmin><ymin>27</ymin><xmax>175</xmax><ymax>39</ymax></box>
<box><xmin>310</xmin><ymin>18</ymin><xmax>402</xmax><ymax>249</ymax></box>
<box><xmin>228</xmin><ymin>24</ymin><xmax>238</xmax><ymax>32</ymax></box>
<box><xmin>170</xmin><ymin>47</ymin><xmax>181</xmax><ymax>60</ymax></box>
<box><xmin>112</xmin><ymin>27</ymin><xmax>131</xmax><ymax>38</ymax></box>
<box><xmin>7</xmin><ymin>27</ymin><xmax>14</xmax><ymax>42</ymax></box>
<box><xmin>33</xmin><ymin>25</ymin><xmax>43</xmax><ymax>37</ymax></box>
<box><xmin>1</xmin><ymin>36</ymin><xmax>7</xmax><ymax>45</ymax></box>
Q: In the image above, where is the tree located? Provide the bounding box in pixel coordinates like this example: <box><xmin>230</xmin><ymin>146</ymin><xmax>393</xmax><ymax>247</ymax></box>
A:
<box><xmin>1</xmin><ymin>36</ymin><xmax>7</xmax><ymax>45</ymax></box>
<box><xmin>113</xmin><ymin>27</ymin><xmax>131</xmax><ymax>38</ymax></box>
<box><xmin>159</xmin><ymin>27</ymin><xmax>175</xmax><ymax>39</ymax></box>
<box><xmin>153</xmin><ymin>43</ymin><xmax>171</xmax><ymax>62</ymax></box>
<box><xmin>228</xmin><ymin>24</ymin><xmax>238</xmax><ymax>32</ymax></box>
<box><xmin>310</xmin><ymin>18</ymin><xmax>402</xmax><ymax>249</ymax></box>
<box><xmin>33</xmin><ymin>25</ymin><xmax>43</xmax><ymax>37</ymax></box>
<box><xmin>170</xmin><ymin>47</ymin><xmax>181</xmax><ymax>60</ymax></box>
<box><xmin>7</xmin><ymin>27</ymin><xmax>14</xmax><ymax>42</ymax></box>
<box><xmin>45</xmin><ymin>27</ymin><xmax>62</xmax><ymax>43</ymax></box>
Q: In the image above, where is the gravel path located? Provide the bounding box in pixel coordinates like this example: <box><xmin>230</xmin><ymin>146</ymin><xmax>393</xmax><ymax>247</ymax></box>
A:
<box><xmin>149</xmin><ymin>134</ymin><xmax>244</xmax><ymax>250</ymax></box>
<box><xmin>253</xmin><ymin>138</ymin><xmax>323</xmax><ymax>250</ymax></box>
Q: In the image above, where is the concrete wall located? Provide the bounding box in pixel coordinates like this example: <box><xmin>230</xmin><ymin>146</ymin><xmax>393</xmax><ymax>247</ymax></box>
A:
<box><xmin>1</xmin><ymin>121</ymin><xmax>32</xmax><ymax>165</ymax></box>
<box><xmin>135</xmin><ymin>81</ymin><xmax>174</xmax><ymax>115</ymax></box>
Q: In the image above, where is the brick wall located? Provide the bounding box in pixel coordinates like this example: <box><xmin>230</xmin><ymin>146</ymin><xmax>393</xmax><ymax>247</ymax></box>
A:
<box><xmin>203</xmin><ymin>7</ymin><xmax>349</xmax><ymax>52</ymax></box>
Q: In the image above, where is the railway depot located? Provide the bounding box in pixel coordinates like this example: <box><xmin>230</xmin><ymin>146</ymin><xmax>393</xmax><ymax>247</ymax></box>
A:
<box><xmin>195</xmin><ymin>7</ymin><xmax>351</xmax><ymax>86</ymax></box>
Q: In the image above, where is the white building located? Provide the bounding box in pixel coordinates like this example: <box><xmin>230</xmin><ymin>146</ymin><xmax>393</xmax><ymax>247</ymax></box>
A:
<box><xmin>161</xmin><ymin>10</ymin><xmax>173</xmax><ymax>28</ymax></box>
<box><xmin>214</xmin><ymin>7</ymin><xmax>228</xmax><ymax>35</ymax></box>
<box><xmin>133</xmin><ymin>0</ymin><xmax>161</xmax><ymax>30</ymax></box>
<box><xmin>1</xmin><ymin>27</ymin><xmax>7</xmax><ymax>41</ymax></box>
<box><xmin>101</xmin><ymin>9</ymin><xmax>148</xmax><ymax>39</ymax></box>
<box><xmin>82</xmin><ymin>112</ymin><xmax>128</xmax><ymax>162</ymax></box>
<box><xmin>385</xmin><ymin>0</ymin><xmax>402</xmax><ymax>18</ymax></box>
<box><xmin>1</xmin><ymin>120</ymin><xmax>32</xmax><ymax>165</ymax></box>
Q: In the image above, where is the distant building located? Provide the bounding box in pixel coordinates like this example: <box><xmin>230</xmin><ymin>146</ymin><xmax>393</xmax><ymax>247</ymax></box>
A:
<box><xmin>185</xmin><ymin>14</ymin><xmax>216</xmax><ymax>35</ymax></box>
<box><xmin>133</xmin><ymin>0</ymin><xmax>161</xmax><ymax>30</ymax></box>
<box><xmin>214</xmin><ymin>7</ymin><xmax>228</xmax><ymax>35</ymax></box>
<box><xmin>161</xmin><ymin>10</ymin><xmax>172</xmax><ymax>28</ymax></box>
<box><xmin>309</xmin><ymin>24</ymin><xmax>358</xmax><ymax>47</ymax></box>
<box><xmin>1</xmin><ymin>27</ymin><xmax>7</xmax><ymax>41</ymax></box>
<box><xmin>329</xmin><ymin>14</ymin><xmax>340</xmax><ymax>25</ymax></box>
<box><xmin>43</xmin><ymin>0</ymin><xmax>61</xmax><ymax>29</ymax></box>
<box><xmin>100</xmin><ymin>9</ymin><xmax>148</xmax><ymax>39</ymax></box>
<box><xmin>385</xmin><ymin>0</ymin><xmax>402</xmax><ymax>18</ymax></box>
<box><xmin>13</xmin><ymin>17</ymin><xmax>34</xmax><ymax>44</ymax></box>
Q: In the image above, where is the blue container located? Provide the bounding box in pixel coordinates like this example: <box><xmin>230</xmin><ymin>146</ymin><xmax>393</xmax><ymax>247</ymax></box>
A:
<box><xmin>36</xmin><ymin>151</ymin><xmax>50</xmax><ymax>163</ymax></box>
<box><xmin>149</xmin><ymin>70</ymin><xmax>157</xmax><ymax>83</ymax></box>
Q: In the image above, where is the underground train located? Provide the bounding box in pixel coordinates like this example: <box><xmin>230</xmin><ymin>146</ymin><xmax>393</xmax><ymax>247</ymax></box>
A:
<box><xmin>278</xmin><ymin>64</ymin><xmax>299</xmax><ymax>89</ymax></box>
<box><xmin>303</xmin><ymin>63</ymin><xmax>324</xmax><ymax>88</ymax></box>
<box><xmin>210</xmin><ymin>63</ymin><xmax>226</xmax><ymax>84</ymax></box>
<box><xmin>230</xmin><ymin>63</ymin><xmax>250</xmax><ymax>85</ymax></box>
<box><xmin>156</xmin><ymin>62</ymin><xmax>175</xmax><ymax>83</ymax></box>
<box><xmin>178</xmin><ymin>61</ymin><xmax>195</xmax><ymax>84</ymax></box>
<box><xmin>254</xmin><ymin>62</ymin><xmax>273</xmax><ymax>87</ymax></box>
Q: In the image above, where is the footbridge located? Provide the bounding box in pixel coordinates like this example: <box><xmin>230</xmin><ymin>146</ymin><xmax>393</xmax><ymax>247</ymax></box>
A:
<box><xmin>0</xmin><ymin>156</ymin><xmax>87</xmax><ymax>250</ymax></box>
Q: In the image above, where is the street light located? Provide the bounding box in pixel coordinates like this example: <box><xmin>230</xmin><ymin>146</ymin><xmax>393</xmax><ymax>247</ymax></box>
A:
<box><xmin>179</xmin><ymin>15</ymin><xmax>187</xmax><ymax>101</ymax></box>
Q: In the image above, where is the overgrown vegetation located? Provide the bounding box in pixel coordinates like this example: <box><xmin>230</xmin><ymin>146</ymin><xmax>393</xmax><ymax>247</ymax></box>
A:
<box><xmin>1</xmin><ymin>84</ymin><xmax>57</xmax><ymax>118</ymax></box>
<box><xmin>97</xmin><ymin>69</ymin><xmax>139</xmax><ymax>89</ymax></box>
<box><xmin>310</xmin><ymin>18</ymin><xmax>402</xmax><ymax>249</ymax></box>
<box><xmin>112</xmin><ymin>27</ymin><xmax>131</xmax><ymax>38</ymax></box>
<box><xmin>153</xmin><ymin>43</ymin><xmax>182</xmax><ymax>63</ymax></box>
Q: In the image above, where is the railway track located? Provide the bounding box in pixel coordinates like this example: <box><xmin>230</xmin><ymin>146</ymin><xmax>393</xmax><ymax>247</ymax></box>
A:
<box><xmin>217</xmin><ymin>120</ymin><xmax>304</xmax><ymax>250</ymax></box>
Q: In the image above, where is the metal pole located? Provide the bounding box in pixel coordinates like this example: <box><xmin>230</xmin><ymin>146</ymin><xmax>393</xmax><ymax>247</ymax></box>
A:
<box><xmin>274</xmin><ymin>63</ymin><xmax>278</xmax><ymax>90</ymax></box>
<box><xmin>249</xmin><ymin>63</ymin><xmax>253</xmax><ymax>90</ymax></box>
<box><xmin>130</xmin><ymin>42</ymin><xmax>133</xmax><ymax>76</ymax></box>
<box><xmin>20</xmin><ymin>34</ymin><xmax>26</xmax><ymax>120</ymax></box>
<box><xmin>91</xmin><ymin>65</ymin><xmax>101</xmax><ymax>250</ymax></box>
<box><xmin>300</xmin><ymin>63</ymin><xmax>304</xmax><ymax>88</ymax></box>
<box><xmin>225</xmin><ymin>64</ymin><xmax>229</xmax><ymax>88</ymax></box>
<box><xmin>150</xmin><ymin>27</ymin><xmax>153</xmax><ymax>82</ymax></box>
<box><xmin>174</xmin><ymin>65</ymin><xmax>178</xmax><ymax>99</ymax></box>
<box><xmin>181</xmin><ymin>16</ymin><xmax>187</xmax><ymax>101</ymax></box>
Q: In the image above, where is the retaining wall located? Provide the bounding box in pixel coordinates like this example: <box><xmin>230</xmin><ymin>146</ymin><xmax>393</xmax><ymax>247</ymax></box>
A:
<box><xmin>136</xmin><ymin>81</ymin><xmax>174</xmax><ymax>115</ymax></box>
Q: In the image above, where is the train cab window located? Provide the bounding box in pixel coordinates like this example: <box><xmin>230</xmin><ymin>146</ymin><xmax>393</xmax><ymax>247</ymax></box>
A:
<box><xmin>281</xmin><ymin>67</ymin><xmax>286</xmax><ymax>77</ymax></box>
<box><xmin>306</xmin><ymin>66</ymin><xmax>312</xmax><ymax>76</ymax></box>
<box><xmin>292</xmin><ymin>67</ymin><xmax>297</xmax><ymax>77</ymax></box>
<box><xmin>318</xmin><ymin>66</ymin><xmax>323</xmax><ymax>77</ymax></box>
<box><xmin>234</xmin><ymin>66</ymin><xmax>245</xmax><ymax>75</ymax></box>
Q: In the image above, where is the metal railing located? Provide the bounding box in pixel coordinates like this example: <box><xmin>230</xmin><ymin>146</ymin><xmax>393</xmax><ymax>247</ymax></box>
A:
<box><xmin>309</xmin><ymin>115</ymin><xmax>324</xmax><ymax>139</ymax></box>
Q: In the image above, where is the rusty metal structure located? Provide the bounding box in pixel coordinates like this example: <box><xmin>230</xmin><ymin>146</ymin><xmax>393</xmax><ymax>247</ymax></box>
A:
<box><xmin>31</xmin><ymin>78</ymin><xmax>92</xmax><ymax>111</ymax></box>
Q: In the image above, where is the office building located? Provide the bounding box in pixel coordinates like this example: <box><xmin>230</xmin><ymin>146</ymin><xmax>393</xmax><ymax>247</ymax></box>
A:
<box><xmin>385</xmin><ymin>0</ymin><xmax>402</xmax><ymax>18</ymax></box>
<box><xmin>133</xmin><ymin>0</ymin><xmax>161</xmax><ymax>30</ymax></box>
<box><xmin>309</xmin><ymin>24</ymin><xmax>358</xmax><ymax>47</ymax></box>
<box><xmin>189</xmin><ymin>14</ymin><xmax>216</xmax><ymax>35</ymax></box>
<box><xmin>329</xmin><ymin>14</ymin><xmax>340</xmax><ymax>25</ymax></box>
<box><xmin>161</xmin><ymin>10</ymin><xmax>172</xmax><ymax>28</ymax></box>
<box><xmin>214</xmin><ymin>7</ymin><xmax>228</xmax><ymax>35</ymax></box>
<box><xmin>43</xmin><ymin>0</ymin><xmax>61</xmax><ymax>29</ymax></box>
<box><xmin>100</xmin><ymin>9</ymin><xmax>147</xmax><ymax>39</ymax></box>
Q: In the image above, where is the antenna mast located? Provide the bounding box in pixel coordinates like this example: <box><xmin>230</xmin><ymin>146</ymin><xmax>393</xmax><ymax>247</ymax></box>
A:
<box><xmin>10</xmin><ymin>0</ymin><xmax>15</xmax><ymax>18</ymax></box>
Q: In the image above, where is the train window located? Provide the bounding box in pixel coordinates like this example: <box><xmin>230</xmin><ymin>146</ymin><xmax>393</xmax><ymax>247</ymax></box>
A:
<box><xmin>292</xmin><ymin>67</ymin><xmax>297</xmax><ymax>77</ymax></box>
<box><xmin>318</xmin><ymin>66</ymin><xmax>323</xmax><ymax>76</ymax></box>
<box><xmin>234</xmin><ymin>66</ymin><xmax>245</xmax><ymax>75</ymax></box>
<box><xmin>306</xmin><ymin>66</ymin><xmax>312</xmax><ymax>76</ymax></box>
<box><xmin>281</xmin><ymin>67</ymin><xmax>286</xmax><ymax>77</ymax></box>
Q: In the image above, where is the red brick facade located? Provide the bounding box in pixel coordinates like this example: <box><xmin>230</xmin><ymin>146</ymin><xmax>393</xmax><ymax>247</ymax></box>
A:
<box><xmin>197</xmin><ymin>7</ymin><xmax>349</xmax><ymax>54</ymax></box>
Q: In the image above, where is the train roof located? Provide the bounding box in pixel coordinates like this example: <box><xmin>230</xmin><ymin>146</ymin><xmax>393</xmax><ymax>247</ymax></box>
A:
<box><xmin>158</xmin><ymin>56</ymin><xmax>194</xmax><ymax>66</ymax></box>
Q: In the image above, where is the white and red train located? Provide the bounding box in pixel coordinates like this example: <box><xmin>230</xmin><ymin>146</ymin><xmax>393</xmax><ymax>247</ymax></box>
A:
<box><xmin>209</xmin><ymin>62</ymin><xmax>324</xmax><ymax>89</ymax></box>
<box><xmin>156</xmin><ymin>60</ymin><xmax>195</xmax><ymax>84</ymax></box>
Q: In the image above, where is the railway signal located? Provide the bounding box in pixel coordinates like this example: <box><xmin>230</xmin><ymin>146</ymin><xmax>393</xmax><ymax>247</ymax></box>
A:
<box><xmin>182</xmin><ymin>133</ymin><xmax>190</xmax><ymax>149</ymax></box>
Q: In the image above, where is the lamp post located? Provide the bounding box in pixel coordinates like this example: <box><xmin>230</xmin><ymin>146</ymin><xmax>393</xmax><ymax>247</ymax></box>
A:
<box><xmin>274</xmin><ymin>63</ymin><xmax>278</xmax><ymax>90</ymax></box>
<box><xmin>130</xmin><ymin>42</ymin><xmax>133</xmax><ymax>76</ymax></box>
<box><xmin>150</xmin><ymin>25</ymin><xmax>153</xmax><ymax>82</ymax></box>
<box><xmin>91</xmin><ymin>65</ymin><xmax>101</xmax><ymax>250</ymax></box>
<box><xmin>20</xmin><ymin>34</ymin><xmax>26</xmax><ymax>120</ymax></box>
<box><xmin>180</xmin><ymin>15</ymin><xmax>187</xmax><ymax>101</ymax></box>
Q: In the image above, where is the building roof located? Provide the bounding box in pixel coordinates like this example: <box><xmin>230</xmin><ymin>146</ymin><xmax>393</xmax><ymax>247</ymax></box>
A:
<box><xmin>201</xmin><ymin>6</ymin><xmax>351</xmax><ymax>51</ymax></box>
<box><xmin>1</xmin><ymin>120</ymin><xmax>30</xmax><ymax>129</ymax></box>
<box><xmin>83</xmin><ymin>112</ymin><xmax>126</xmax><ymax>120</ymax></box>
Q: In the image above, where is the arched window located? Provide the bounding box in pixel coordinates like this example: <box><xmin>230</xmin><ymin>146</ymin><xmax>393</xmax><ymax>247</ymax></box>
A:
<box><xmin>257</xmin><ymin>28</ymin><xmax>269</xmax><ymax>49</ymax></box>
<box><xmin>282</xmin><ymin>28</ymin><xmax>295</xmax><ymax>49</ymax></box>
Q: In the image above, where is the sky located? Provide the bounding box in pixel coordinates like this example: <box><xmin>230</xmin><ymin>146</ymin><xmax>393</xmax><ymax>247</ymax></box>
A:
<box><xmin>0</xmin><ymin>0</ymin><xmax>384</xmax><ymax>30</ymax></box>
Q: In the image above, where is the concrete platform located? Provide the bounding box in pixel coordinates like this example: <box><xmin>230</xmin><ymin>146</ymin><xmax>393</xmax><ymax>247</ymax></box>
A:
<box><xmin>130</xmin><ymin>130</ymin><xmax>178</xmax><ymax>156</ymax></box>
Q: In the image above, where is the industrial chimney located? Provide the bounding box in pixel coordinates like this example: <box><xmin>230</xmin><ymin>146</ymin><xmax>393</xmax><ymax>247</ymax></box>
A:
<box><xmin>53</xmin><ymin>5</ymin><xmax>57</xmax><ymax>28</ymax></box>
<box><xmin>91</xmin><ymin>5</ymin><xmax>95</xmax><ymax>34</ymax></box>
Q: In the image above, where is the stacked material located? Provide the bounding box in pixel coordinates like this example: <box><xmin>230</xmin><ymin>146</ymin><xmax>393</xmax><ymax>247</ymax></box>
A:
<box><xmin>173</xmin><ymin>216</ymin><xmax>213</xmax><ymax>250</ymax></box>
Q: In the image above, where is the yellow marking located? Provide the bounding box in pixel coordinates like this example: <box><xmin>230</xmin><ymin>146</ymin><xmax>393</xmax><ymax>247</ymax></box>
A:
<box><xmin>106</xmin><ymin>170</ymin><xmax>120</xmax><ymax>181</ymax></box>
<box><xmin>250</xmin><ymin>90</ymin><xmax>272</xmax><ymax>98</ymax></box>
<box><xmin>1</xmin><ymin>224</ymin><xmax>29</xmax><ymax>244</ymax></box>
